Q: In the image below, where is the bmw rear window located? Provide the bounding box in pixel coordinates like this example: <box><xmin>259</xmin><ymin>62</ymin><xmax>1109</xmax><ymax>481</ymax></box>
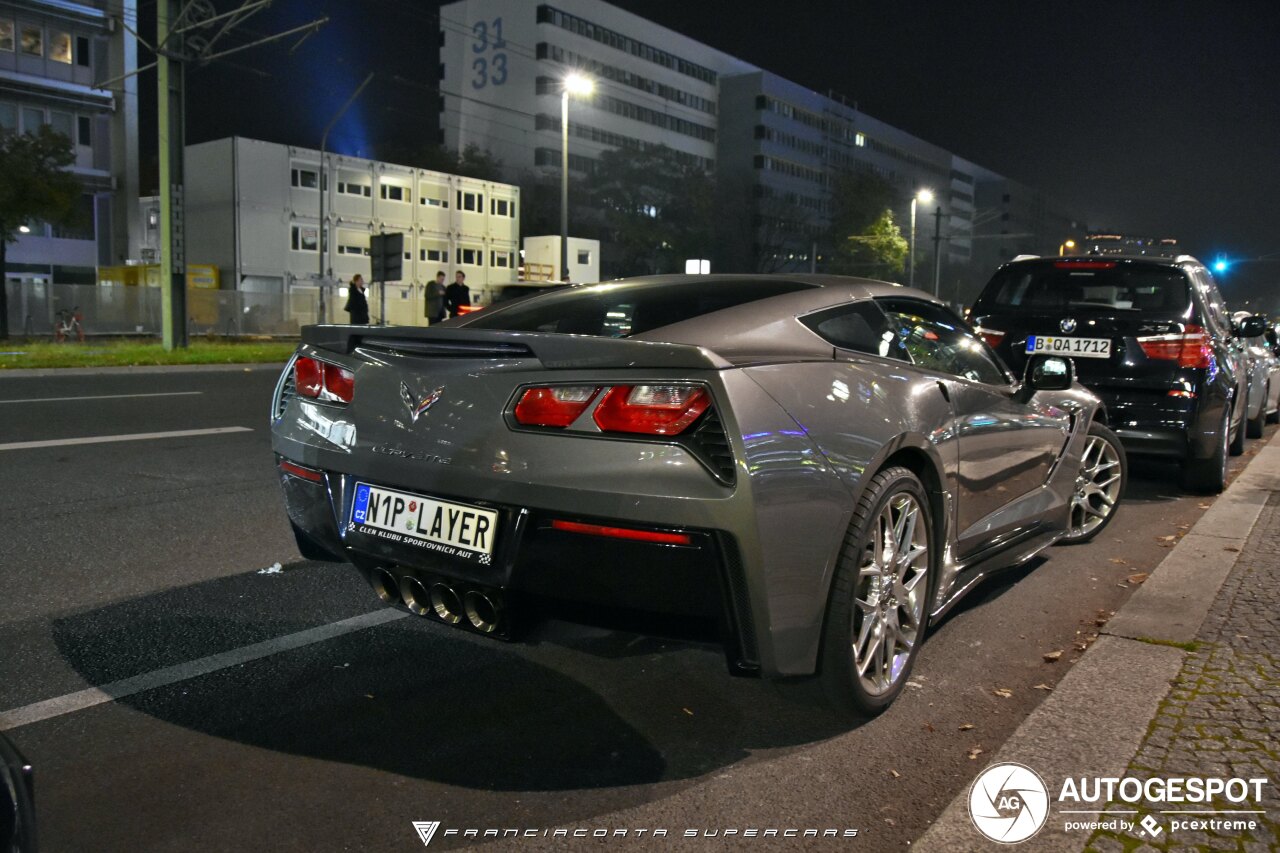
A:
<box><xmin>461</xmin><ymin>279</ymin><xmax>815</xmax><ymax>337</ymax></box>
<box><xmin>974</xmin><ymin>264</ymin><xmax>1191</xmax><ymax>316</ymax></box>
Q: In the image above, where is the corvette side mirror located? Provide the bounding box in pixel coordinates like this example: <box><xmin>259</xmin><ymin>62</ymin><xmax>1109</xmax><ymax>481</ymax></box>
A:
<box><xmin>1024</xmin><ymin>354</ymin><xmax>1074</xmax><ymax>393</ymax></box>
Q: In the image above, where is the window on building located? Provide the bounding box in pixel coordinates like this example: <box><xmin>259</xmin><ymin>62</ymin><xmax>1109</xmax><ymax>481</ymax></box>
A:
<box><xmin>457</xmin><ymin>191</ymin><xmax>483</xmax><ymax>212</ymax></box>
<box><xmin>291</xmin><ymin>167</ymin><xmax>318</xmax><ymax>189</ymax></box>
<box><xmin>20</xmin><ymin>25</ymin><xmax>41</xmax><ymax>56</ymax></box>
<box><xmin>420</xmin><ymin>195</ymin><xmax>448</xmax><ymax>209</ymax></box>
<box><xmin>337</xmin><ymin>244</ymin><xmax>369</xmax><ymax>256</ymax></box>
<box><xmin>75</xmin><ymin>35</ymin><xmax>89</xmax><ymax>66</ymax></box>
<box><xmin>576</xmin><ymin>250</ymin><xmax>591</xmax><ymax>265</ymax></box>
<box><xmin>491</xmin><ymin>198</ymin><xmax>512</xmax><ymax>217</ymax></box>
<box><xmin>48</xmin><ymin>110</ymin><xmax>73</xmax><ymax>141</ymax></box>
<box><xmin>76</xmin><ymin>114</ymin><xmax>90</xmax><ymax>146</ymax></box>
<box><xmin>456</xmin><ymin>247</ymin><xmax>482</xmax><ymax>266</ymax></box>
<box><xmin>854</xmin><ymin>132</ymin><xmax>866</xmax><ymax>147</ymax></box>
<box><xmin>49</xmin><ymin>31</ymin><xmax>71</xmax><ymax>63</ymax></box>
<box><xmin>491</xmin><ymin>251</ymin><xmax>513</xmax><ymax>268</ymax></box>
<box><xmin>0</xmin><ymin>20</ymin><xmax>14</xmax><ymax>52</ymax></box>
<box><xmin>0</xmin><ymin>103</ymin><xmax>16</xmax><ymax>134</ymax></box>
<box><xmin>290</xmin><ymin>225</ymin><xmax>319</xmax><ymax>252</ymax></box>
<box><xmin>337</xmin><ymin>181</ymin><xmax>370</xmax><ymax>197</ymax></box>
<box><xmin>380</xmin><ymin>184</ymin><xmax>408</xmax><ymax>202</ymax></box>
<box><xmin>20</xmin><ymin>106</ymin><xmax>43</xmax><ymax>132</ymax></box>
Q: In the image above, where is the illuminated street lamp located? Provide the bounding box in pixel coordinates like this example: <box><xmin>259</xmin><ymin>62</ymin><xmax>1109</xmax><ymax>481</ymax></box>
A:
<box><xmin>909</xmin><ymin>188</ymin><xmax>933</xmax><ymax>289</ymax></box>
<box><xmin>18</xmin><ymin>225</ymin><xmax>30</xmax><ymax>234</ymax></box>
<box><xmin>1059</xmin><ymin>239</ymin><xmax>1077</xmax><ymax>256</ymax></box>
<box><xmin>561</xmin><ymin>73</ymin><xmax>594</xmax><ymax>282</ymax></box>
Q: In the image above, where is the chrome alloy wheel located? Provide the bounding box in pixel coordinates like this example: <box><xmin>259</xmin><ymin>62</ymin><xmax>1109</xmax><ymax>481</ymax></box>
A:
<box><xmin>852</xmin><ymin>492</ymin><xmax>929</xmax><ymax>696</ymax></box>
<box><xmin>1069</xmin><ymin>435</ymin><xmax>1123</xmax><ymax>538</ymax></box>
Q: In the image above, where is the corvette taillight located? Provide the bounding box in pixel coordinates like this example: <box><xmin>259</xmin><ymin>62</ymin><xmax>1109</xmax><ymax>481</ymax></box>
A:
<box><xmin>294</xmin><ymin>356</ymin><xmax>355</xmax><ymax>403</ymax></box>
<box><xmin>513</xmin><ymin>386</ymin><xmax>600</xmax><ymax>427</ymax></box>
<box><xmin>593</xmin><ymin>385</ymin><xmax>710</xmax><ymax>435</ymax></box>
<box><xmin>1137</xmin><ymin>325</ymin><xmax>1213</xmax><ymax>369</ymax></box>
<box><xmin>974</xmin><ymin>327</ymin><xmax>1005</xmax><ymax>349</ymax></box>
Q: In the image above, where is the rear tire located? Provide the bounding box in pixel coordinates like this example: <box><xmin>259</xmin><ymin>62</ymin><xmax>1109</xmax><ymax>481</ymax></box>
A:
<box><xmin>1247</xmin><ymin>386</ymin><xmax>1267</xmax><ymax>437</ymax></box>
<box><xmin>1229</xmin><ymin>401</ymin><xmax>1246</xmax><ymax>456</ymax></box>
<box><xmin>819</xmin><ymin>467</ymin><xmax>934</xmax><ymax>720</ymax></box>
<box><xmin>1058</xmin><ymin>421</ymin><xmax>1126</xmax><ymax>544</ymax></box>
<box><xmin>1182</xmin><ymin>408</ymin><xmax>1229</xmax><ymax>494</ymax></box>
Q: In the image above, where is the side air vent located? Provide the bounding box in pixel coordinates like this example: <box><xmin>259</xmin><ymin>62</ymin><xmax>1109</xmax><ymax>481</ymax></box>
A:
<box><xmin>274</xmin><ymin>367</ymin><xmax>296</xmax><ymax>420</ymax></box>
<box><xmin>686</xmin><ymin>408</ymin><xmax>736</xmax><ymax>485</ymax></box>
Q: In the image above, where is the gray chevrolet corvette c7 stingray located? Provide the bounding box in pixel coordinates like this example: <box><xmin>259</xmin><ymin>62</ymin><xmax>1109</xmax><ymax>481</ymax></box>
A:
<box><xmin>271</xmin><ymin>275</ymin><xmax>1126</xmax><ymax>718</ymax></box>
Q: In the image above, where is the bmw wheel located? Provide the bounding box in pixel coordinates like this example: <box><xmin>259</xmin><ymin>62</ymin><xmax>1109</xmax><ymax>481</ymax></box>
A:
<box><xmin>820</xmin><ymin>466</ymin><xmax>933</xmax><ymax>719</ymax></box>
<box><xmin>1059</xmin><ymin>421</ymin><xmax>1126</xmax><ymax>545</ymax></box>
<box><xmin>1229</xmin><ymin>401</ymin><xmax>1246</xmax><ymax>456</ymax></box>
<box><xmin>1182</xmin><ymin>407</ymin><xmax>1230</xmax><ymax>494</ymax></box>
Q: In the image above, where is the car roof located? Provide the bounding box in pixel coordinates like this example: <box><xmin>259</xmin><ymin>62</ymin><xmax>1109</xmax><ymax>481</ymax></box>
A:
<box><xmin>1001</xmin><ymin>254</ymin><xmax>1203</xmax><ymax>269</ymax></box>
<box><xmin>591</xmin><ymin>272</ymin><xmax>925</xmax><ymax>302</ymax></box>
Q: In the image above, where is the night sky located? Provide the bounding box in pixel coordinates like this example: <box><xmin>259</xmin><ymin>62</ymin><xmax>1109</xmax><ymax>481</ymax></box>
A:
<box><xmin>181</xmin><ymin>0</ymin><xmax>1280</xmax><ymax>289</ymax></box>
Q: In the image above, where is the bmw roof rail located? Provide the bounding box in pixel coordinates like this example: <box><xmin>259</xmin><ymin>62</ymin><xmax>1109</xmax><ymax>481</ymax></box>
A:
<box><xmin>1011</xmin><ymin>254</ymin><xmax>1040</xmax><ymax>261</ymax></box>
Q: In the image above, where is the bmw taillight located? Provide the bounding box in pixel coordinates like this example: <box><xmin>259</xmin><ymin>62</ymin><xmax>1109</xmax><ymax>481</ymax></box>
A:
<box><xmin>294</xmin><ymin>355</ymin><xmax>355</xmax><ymax>403</ymax></box>
<box><xmin>974</xmin><ymin>327</ymin><xmax>1005</xmax><ymax>349</ymax></box>
<box><xmin>593</xmin><ymin>385</ymin><xmax>710</xmax><ymax>435</ymax></box>
<box><xmin>513</xmin><ymin>386</ymin><xmax>600</xmax><ymax>427</ymax></box>
<box><xmin>1136</xmin><ymin>325</ymin><xmax>1213</xmax><ymax>369</ymax></box>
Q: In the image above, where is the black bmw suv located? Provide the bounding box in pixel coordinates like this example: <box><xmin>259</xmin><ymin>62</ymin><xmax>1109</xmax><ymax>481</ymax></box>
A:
<box><xmin>971</xmin><ymin>255</ymin><xmax>1265</xmax><ymax>493</ymax></box>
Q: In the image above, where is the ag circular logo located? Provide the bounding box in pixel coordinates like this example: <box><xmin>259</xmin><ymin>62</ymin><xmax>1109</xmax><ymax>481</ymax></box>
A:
<box><xmin>968</xmin><ymin>762</ymin><xmax>1050</xmax><ymax>844</ymax></box>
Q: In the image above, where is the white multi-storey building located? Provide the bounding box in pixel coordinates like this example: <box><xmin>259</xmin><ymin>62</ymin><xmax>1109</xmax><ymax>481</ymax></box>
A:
<box><xmin>185</xmin><ymin>137</ymin><xmax>521</xmax><ymax>326</ymax></box>
<box><xmin>0</xmin><ymin>0</ymin><xmax>138</xmax><ymax>288</ymax></box>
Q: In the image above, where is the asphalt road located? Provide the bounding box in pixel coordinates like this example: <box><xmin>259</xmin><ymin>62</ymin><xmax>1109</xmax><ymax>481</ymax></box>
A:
<box><xmin>0</xmin><ymin>365</ymin><xmax>1268</xmax><ymax>852</ymax></box>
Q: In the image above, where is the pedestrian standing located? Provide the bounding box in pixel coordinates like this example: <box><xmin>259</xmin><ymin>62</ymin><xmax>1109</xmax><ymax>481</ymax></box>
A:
<box><xmin>446</xmin><ymin>270</ymin><xmax>471</xmax><ymax>318</ymax></box>
<box><xmin>344</xmin><ymin>273</ymin><xmax>370</xmax><ymax>324</ymax></box>
<box><xmin>426</xmin><ymin>270</ymin><xmax>447</xmax><ymax>324</ymax></box>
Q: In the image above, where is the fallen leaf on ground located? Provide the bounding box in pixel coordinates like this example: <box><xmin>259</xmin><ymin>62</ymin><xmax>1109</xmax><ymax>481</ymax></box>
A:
<box><xmin>1158</xmin><ymin>535</ymin><xmax>1177</xmax><ymax>542</ymax></box>
<box><xmin>1109</xmin><ymin>557</ymin><xmax>1128</xmax><ymax>565</ymax></box>
<box><xmin>682</xmin><ymin>708</ymin><xmax>694</xmax><ymax>716</ymax></box>
<box><xmin>889</xmin><ymin>769</ymin><xmax>901</xmax><ymax>778</ymax></box>
<box><xmin>993</xmin><ymin>688</ymin><xmax>1013</xmax><ymax>699</ymax></box>
<box><xmin>922</xmin><ymin>722</ymin><xmax>935</xmax><ymax>732</ymax></box>
<box><xmin>1127</xmin><ymin>573</ymin><xmax>1150</xmax><ymax>584</ymax></box>
<box><xmin>1224</xmin><ymin>546</ymin><xmax>1240</xmax><ymax>552</ymax></box>
<box><xmin>1043</xmin><ymin>650</ymin><xmax>1063</xmax><ymax>662</ymax></box>
<box><xmin>968</xmin><ymin>746</ymin><xmax>984</xmax><ymax>760</ymax></box>
<box><xmin>959</xmin><ymin>723</ymin><xmax>975</xmax><ymax>731</ymax></box>
<box><xmin>1033</xmin><ymin>683</ymin><xmax>1053</xmax><ymax>691</ymax></box>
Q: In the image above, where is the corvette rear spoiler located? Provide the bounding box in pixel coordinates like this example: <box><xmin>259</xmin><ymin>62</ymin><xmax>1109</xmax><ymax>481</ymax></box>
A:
<box><xmin>301</xmin><ymin>325</ymin><xmax>734</xmax><ymax>371</ymax></box>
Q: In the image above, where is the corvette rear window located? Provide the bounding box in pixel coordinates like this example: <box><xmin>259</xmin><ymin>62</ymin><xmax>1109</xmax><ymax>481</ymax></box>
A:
<box><xmin>975</xmin><ymin>265</ymin><xmax>1191</xmax><ymax>314</ymax></box>
<box><xmin>461</xmin><ymin>280</ymin><xmax>815</xmax><ymax>337</ymax></box>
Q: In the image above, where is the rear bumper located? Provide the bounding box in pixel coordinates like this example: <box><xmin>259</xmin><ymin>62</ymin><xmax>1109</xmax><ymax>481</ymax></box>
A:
<box><xmin>277</xmin><ymin>459</ymin><xmax>760</xmax><ymax>676</ymax></box>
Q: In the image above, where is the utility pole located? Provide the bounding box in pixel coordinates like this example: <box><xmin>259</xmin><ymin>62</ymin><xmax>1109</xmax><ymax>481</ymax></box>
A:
<box><xmin>932</xmin><ymin>205</ymin><xmax>943</xmax><ymax>298</ymax></box>
<box><xmin>157</xmin><ymin>0</ymin><xmax>186</xmax><ymax>350</ymax></box>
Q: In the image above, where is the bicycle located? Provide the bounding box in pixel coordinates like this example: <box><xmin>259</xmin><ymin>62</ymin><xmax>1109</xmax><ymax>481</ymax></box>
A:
<box><xmin>53</xmin><ymin>306</ymin><xmax>85</xmax><ymax>342</ymax></box>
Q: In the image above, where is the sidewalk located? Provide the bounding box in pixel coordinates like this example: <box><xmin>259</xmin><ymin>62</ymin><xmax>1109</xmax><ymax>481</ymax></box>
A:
<box><xmin>917</xmin><ymin>437</ymin><xmax>1280</xmax><ymax>852</ymax></box>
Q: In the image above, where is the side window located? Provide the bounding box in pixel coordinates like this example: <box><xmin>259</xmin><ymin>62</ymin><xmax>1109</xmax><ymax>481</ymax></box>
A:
<box><xmin>1192</xmin><ymin>267</ymin><xmax>1230</xmax><ymax>338</ymax></box>
<box><xmin>878</xmin><ymin>297</ymin><xmax>1009</xmax><ymax>385</ymax></box>
<box><xmin>800</xmin><ymin>300</ymin><xmax>905</xmax><ymax>361</ymax></box>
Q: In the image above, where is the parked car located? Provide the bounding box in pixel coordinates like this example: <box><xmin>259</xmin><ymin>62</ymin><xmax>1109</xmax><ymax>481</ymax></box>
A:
<box><xmin>1232</xmin><ymin>310</ymin><xmax>1280</xmax><ymax>437</ymax></box>
<box><xmin>0</xmin><ymin>732</ymin><xmax>37</xmax><ymax>853</ymax></box>
<box><xmin>273</xmin><ymin>275</ymin><xmax>1124</xmax><ymax>718</ymax></box>
<box><xmin>971</xmin><ymin>255</ymin><xmax>1265</xmax><ymax>493</ymax></box>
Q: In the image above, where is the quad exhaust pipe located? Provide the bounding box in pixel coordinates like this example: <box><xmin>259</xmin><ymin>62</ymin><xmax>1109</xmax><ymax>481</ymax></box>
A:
<box><xmin>366</xmin><ymin>569</ymin><xmax>505</xmax><ymax>634</ymax></box>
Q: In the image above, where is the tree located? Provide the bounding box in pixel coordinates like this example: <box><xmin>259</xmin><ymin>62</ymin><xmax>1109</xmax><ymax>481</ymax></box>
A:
<box><xmin>0</xmin><ymin>126</ymin><xmax>85</xmax><ymax>340</ymax></box>
<box><xmin>824</xmin><ymin>169</ymin><xmax>908</xmax><ymax>278</ymax></box>
<box><xmin>592</xmin><ymin>146</ymin><xmax>714</xmax><ymax>277</ymax></box>
<box><xmin>380</xmin><ymin>142</ymin><xmax>506</xmax><ymax>183</ymax></box>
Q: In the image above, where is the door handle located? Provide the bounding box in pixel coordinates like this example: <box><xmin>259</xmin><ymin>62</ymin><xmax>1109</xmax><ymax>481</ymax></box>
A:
<box><xmin>936</xmin><ymin>381</ymin><xmax>950</xmax><ymax>402</ymax></box>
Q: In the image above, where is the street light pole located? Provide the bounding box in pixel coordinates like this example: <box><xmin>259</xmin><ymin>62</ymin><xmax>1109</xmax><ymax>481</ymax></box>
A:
<box><xmin>909</xmin><ymin>188</ymin><xmax>933</xmax><ymax>289</ymax></box>
<box><xmin>932</xmin><ymin>205</ymin><xmax>943</xmax><ymax>298</ymax></box>
<box><xmin>318</xmin><ymin>72</ymin><xmax>374</xmax><ymax>323</ymax></box>
<box><xmin>560</xmin><ymin>73</ymin><xmax>593</xmax><ymax>283</ymax></box>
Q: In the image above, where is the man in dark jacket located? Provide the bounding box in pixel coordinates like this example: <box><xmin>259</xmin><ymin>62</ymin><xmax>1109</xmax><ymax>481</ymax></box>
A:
<box><xmin>446</xmin><ymin>270</ymin><xmax>471</xmax><ymax>318</ymax></box>
<box><xmin>344</xmin><ymin>274</ymin><xmax>369</xmax><ymax>324</ymax></box>
<box><xmin>426</xmin><ymin>271</ymin><xmax>447</xmax><ymax>324</ymax></box>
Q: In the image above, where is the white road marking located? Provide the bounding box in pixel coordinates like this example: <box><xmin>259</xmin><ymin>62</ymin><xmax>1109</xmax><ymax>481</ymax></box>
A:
<box><xmin>0</xmin><ymin>391</ymin><xmax>204</xmax><ymax>404</ymax></box>
<box><xmin>0</xmin><ymin>609</ymin><xmax>408</xmax><ymax>731</ymax></box>
<box><xmin>0</xmin><ymin>426</ymin><xmax>252</xmax><ymax>451</ymax></box>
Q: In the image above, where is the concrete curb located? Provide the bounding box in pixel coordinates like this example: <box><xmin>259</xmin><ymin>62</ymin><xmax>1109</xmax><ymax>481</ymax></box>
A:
<box><xmin>914</xmin><ymin>435</ymin><xmax>1280</xmax><ymax>852</ymax></box>
<box><xmin>0</xmin><ymin>362</ymin><xmax>287</xmax><ymax>378</ymax></box>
